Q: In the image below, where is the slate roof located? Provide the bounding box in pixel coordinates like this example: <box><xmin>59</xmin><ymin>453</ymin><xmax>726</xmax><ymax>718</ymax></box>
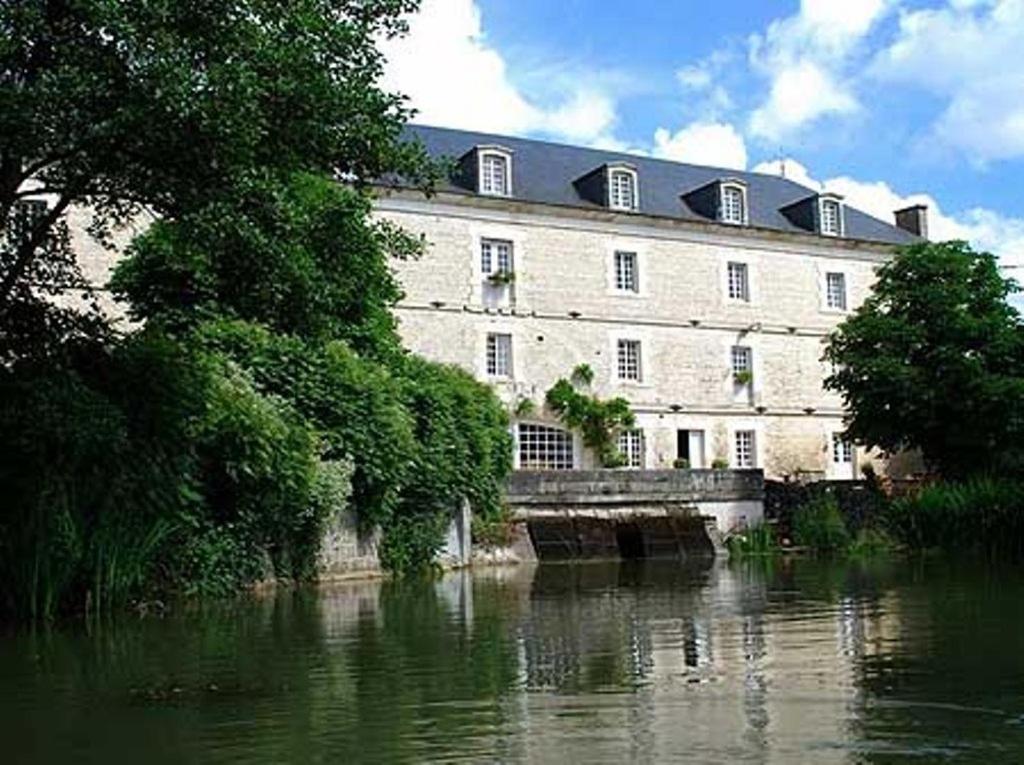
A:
<box><xmin>401</xmin><ymin>124</ymin><xmax>918</xmax><ymax>247</ymax></box>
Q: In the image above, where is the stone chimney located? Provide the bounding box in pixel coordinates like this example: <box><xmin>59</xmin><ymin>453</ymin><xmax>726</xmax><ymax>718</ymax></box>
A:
<box><xmin>894</xmin><ymin>204</ymin><xmax>929</xmax><ymax>239</ymax></box>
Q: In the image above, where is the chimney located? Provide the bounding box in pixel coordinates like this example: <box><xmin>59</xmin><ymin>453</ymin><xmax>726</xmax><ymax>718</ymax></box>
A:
<box><xmin>894</xmin><ymin>204</ymin><xmax>928</xmax><ymax>239</ymax></box>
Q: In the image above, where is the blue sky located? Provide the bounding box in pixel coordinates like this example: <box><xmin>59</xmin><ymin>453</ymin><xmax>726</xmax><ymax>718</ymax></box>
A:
<box><xmin>381</xmin><ymin>0</ymin><xmax>1024</xmax><ymax>265</ymax></box>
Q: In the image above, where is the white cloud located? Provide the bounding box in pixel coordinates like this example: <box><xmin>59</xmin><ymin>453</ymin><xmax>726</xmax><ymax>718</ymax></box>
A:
<box><xmin>748</xmin><ymin>0</ymin><xmax>895</xmax><ymax>140</ymax></box>
<box><xmin>870</xmin><ymin>0</ymin><xmax>1024</xmax><ymax>163</ymax></box>
<box><xmin>380</xmin><ymin>0</ymin><xmax>620</xmax><ymax>145</ymax></box>
<box><xmin>754</xmin><ymin>158</ymin><xmax>1024</xmax><ymax>270</ymax></box>
<box><xmin>653</xmin><ymin>122</ymin><xmax>748</xmax><ymax>170</ymax></box>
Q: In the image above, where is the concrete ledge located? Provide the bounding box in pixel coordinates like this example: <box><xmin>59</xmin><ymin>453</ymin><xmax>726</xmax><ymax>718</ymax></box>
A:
<box><xmin>507</xmin><ymin>469</ymin><xmax>764</xmax><ymax>506</ymax></box>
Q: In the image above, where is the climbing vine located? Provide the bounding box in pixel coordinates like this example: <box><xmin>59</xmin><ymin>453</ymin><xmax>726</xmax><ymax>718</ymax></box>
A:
<box><xmin>545</xmin><ymin>364</ymin><xmax>635</xmax><ymax>468</ymax></box>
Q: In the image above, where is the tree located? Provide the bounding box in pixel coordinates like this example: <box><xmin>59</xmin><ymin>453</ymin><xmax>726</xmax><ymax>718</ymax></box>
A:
<box><xmin>824</xmin><ymin>240</ymin><xmax>1024</xmax><ymax>477</ymax></box>
<box><xmin>0</xmin><ymin>0</ymin><xmax>430</xmax><ymax>358</ymax></box>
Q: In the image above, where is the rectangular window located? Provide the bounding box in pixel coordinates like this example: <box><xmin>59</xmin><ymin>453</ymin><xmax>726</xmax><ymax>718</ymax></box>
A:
<box><xmin>832</xmin><ymin>434</ymin><xmax>853</xmax><ymax>464</ymax></box>
<box><xmin>486</xmin><ymin>333</ymin><xmax>512</xmax><ymax>378</ymax></box>
<box><xmin>609</xmin><ymin>170</ymin><xmax>636</xmax><ymax>210</ymax></box>
<box><xmin>480</xmin><ymin>239</ymin><xmax>513</xmax><ymax>276</ymax></box>
<box><xmin>727</xmin><ymin>261</ymin><xmax>750</xmax><ymax>302</ymax></box>
<box><xmin>7</xmin><ymin>199</ymin><xmax>47</xmax><ymax>245</ymax></box>
<box><xmin>731</xmin><ymin>346</ymin><xmax>752</xmax><ymax>376</ymax></box>
<box><xmin>616</xmin><ymin>339</ymin><xmax>642</xmax><ymax>382</ymax></box>
<box><xmin>821</xmin><ymin>200</ymin><xmax>842</xmax><ymax>236</ymax></box>
<box><xmin>722</xmin><ymin>186</ymin><xmax>745</xmax><ymax>224</ymax></box>
<box><xmin>614</xmin><ymin>250</ymin><xmax>638</xmax><ymax>293</ymax></box>
<box><xmin>617</xmin><ymin>429</ymin><xmax>645</xmax><ymax>469</ymax></box>
<box><xmin>826</xmin><ymin>272</ymin><xmax>847</xmax><ymax>310</ymax></box>
<box><xmin>480</xmin><ymin>153</ymin><xmax>509</xmax><ymax>196</ymax></box>
<box><xmin>518</xmin><ymin>423</ymin><xmax>574</xmax><ymax>470</ymax></box>
<box><xmin>734</xmin><ymin>430</ymin><xmax>756</xmax><ymax>469</ymax></box>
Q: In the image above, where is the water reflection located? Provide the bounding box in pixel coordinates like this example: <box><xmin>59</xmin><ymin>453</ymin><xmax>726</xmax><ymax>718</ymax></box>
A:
<box><xmin>2</xmin><ymin>558</ymin><xmax>1024</xmax><ymax>763</ymax></box>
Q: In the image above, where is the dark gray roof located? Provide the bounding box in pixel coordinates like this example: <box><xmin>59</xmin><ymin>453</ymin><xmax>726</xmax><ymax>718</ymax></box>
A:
<box><xmin>401</xmin><ymin>124</ymin><xmax>917</xmax><ymax>247</ymax></box>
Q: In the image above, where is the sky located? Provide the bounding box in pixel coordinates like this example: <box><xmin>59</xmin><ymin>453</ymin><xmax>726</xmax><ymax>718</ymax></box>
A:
<box><xmin>380</xmin><ymin>0</ymin><xmax>1024</xmax><ymax>271</ymax></box>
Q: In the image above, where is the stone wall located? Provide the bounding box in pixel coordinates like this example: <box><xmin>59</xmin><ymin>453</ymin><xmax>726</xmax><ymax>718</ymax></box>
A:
<box><xmin>506</xmin><ymin>468</ymin><xmax>764</xmax><ymax>534</ymax></box>
<box><xmin>376</xmin><ymin>192</ymin><xmax>900</xmax><ymax>479</ymax></box>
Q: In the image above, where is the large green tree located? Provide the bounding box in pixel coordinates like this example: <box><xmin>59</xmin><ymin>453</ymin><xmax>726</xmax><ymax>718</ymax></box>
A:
<box><xmin>824</xmin><ymin>240</ymin><xmax>1024</xmax><ymax>477</ymax></box>
<box><xmin>0</xmin><ymin>0</ymin><xmax>428</xmax><ymax>359</ymax></box>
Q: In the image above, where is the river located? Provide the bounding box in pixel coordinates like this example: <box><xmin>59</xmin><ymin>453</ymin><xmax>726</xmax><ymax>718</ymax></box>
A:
<box><xmin>2</xmin><ymin>557</ymin><xmax>1023</xmax><ymax>763</ymax></box>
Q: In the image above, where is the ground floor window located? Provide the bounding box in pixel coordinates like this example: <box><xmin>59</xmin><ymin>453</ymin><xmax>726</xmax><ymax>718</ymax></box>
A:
<box><xmin>617</xmin><ymin>429</ymin><xmax>645</xmax><ymax>469</ymax></box>
<box><xmin>832</xmin><ymin>433</ymin><xmax>853</xmax><ymax>465</ymax></box>
<box><xmin>518</xmin><ymin>423</ymin><xmax>574</xmax><ymax>471</ymax></box>
<box><xmin>734</xmin><ymin>430</ymin><xmax>756</xmax><ymax>468</ymax></box>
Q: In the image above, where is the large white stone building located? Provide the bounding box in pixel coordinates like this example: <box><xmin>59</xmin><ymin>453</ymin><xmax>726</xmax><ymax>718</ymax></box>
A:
<box><xmin>377</xmin><ymin>125</ymin><xmax>928</xmax><ymax>480</ymax></box>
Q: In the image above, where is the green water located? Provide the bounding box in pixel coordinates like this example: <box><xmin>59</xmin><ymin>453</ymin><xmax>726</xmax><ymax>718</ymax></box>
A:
<box><xmin>2</xmin><ymin>558</ymin><xmax>1024</xmax><ymax>763</ymax></box>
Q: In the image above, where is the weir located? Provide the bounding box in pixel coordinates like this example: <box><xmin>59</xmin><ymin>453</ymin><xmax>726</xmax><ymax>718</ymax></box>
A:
<box><xmin>505</xmin><ymin>469</ymin><xmax>765</xmax><ymax>562</ymax></box>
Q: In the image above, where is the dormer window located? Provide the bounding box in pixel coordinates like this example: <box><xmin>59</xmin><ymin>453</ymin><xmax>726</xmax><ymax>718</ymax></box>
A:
<box><xmin>478</xmin><ymin>148</ymin><xmax>512</xmax><ymax>196</ymax></box>
<box><xmin>820</xmin><ymin>196</ymin><xmax>843</xmax><ymax>236</ymax></box>
<box><xmin>720</xmin><ymin>182</ymin><xmax>747</xmax><ymax>225</ymax></box>
<box><xmin>607</xmin><ymin>165</ymin><xmax>638</xmax><ymax>211</ymax></box>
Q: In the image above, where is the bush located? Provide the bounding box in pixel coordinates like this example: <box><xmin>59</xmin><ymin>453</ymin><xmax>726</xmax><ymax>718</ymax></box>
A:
<box><xmin>793</xmin><ymin>495</ymin><xmax>851</xmax><ymax>553</ymax></box>
<box><xmin>886</xmin><ymin>478</ymin><xmax>1024</xmax><ymax>557</ymax></box>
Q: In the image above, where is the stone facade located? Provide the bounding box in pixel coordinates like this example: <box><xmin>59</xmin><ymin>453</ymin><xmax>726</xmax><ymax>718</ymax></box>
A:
<box><xmin>376</xmin><ymin>189</ymin><xmax>901</xmax><ymax>481</ymax></box>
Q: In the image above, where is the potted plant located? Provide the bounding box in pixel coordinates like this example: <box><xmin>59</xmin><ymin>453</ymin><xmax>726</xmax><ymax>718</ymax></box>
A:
<box><xmin>733</xmin><ymin>369</ymin><xmax>753</xmax><ymax>386</ymax></box>
<box><xmin>487</xmin><ymin>270</ymin><xmax>516</xmax><ymax>286</ymax></box>
<box><xmin>673</xmin><ymin>458</ymin><xmax>690</xmax><ymax>469</ymax></box>
<box><xmin>711</xmin><ymin>458</ymin><xmax>729</xmax><ymax>469</ymax></box>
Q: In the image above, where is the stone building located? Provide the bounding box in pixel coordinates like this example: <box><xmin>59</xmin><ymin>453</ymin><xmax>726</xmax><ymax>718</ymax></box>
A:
<box><xmin>377</xmin><ymin>125</ymin><xmax>928</xmax><ymax>480</ymax></box>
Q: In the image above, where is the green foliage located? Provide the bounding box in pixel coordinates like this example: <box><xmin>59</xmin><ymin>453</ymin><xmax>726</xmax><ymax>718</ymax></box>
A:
<box><xmin>471</xmin><ymin>507</ymin><xmax>516</xmax><ymax>549</ymax></box>
<box><xmin>824</xmin><ymin>241</ymin><xmax>1024</xmax><ymax>477</ymax></box>
<box><xmin>711</xmin><ymin>458</ymin><xmax>729</xmax><ymax>469</ymax></box>
<box><xmin>513</xmin><ymin>397</ymin><xmax>536</xmax><ymax>418</ymax></box>
<box><xmin>1</xmin><ymin>0</ymin><xmax>434</xmax><ymax>357</ymax></box>
<box><xmin>848</xmin><ymin>527</ymin><xmax>897</xmax><ymax>558</ymax></box>
<box><xmin>112</xmin><ymin>174</ymin><xmax>422</xmax><ymax>359</ymax></box>
<box><xmin>486</xmin><ymin>270</ymin><xmax>516</xmax><ymax>286</ymax></box>
<box><xmin>733</xmin><ymin>369</ymin><xmax>754</xmax><ymax>386</ymax></box>
<box><xmin>887</xmin><ymin>478</ymin><xmax>1024</xmax><ymax>557</ymax></box>
<box><xmin>793</xmin><ymin>495</ymin><xmax>851</xmax><ymax>553</ymax></box>
<box><xmin>726</xmin><ymin>524</ymin><xmax>779</xmax><ymax>556</ymax></box>
<box><xmin>673</xmin><ymin>458</ymin><xmax>691</xmax><ymax>469</ymax></box>
<box><xmin>546</xmin><ymin>371</ymin><xmax>634</xmax><ymax>467</ymax></box>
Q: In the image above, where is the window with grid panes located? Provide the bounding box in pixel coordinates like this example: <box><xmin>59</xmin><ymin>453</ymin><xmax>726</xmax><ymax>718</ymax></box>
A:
<box><xmin>826</xmin><ymin>272</ymin><xmax>847</xmax><ymax>310</ymax></box>
<box><xmin>727</xmin><ymin>261</ymin><xmax>749</xmax><ymax>301</ymax></box>
<box><xmin>614</xmin><ymin>250</ymin><xmax>638</xmax><ymax>292</ymax></box>
<box><xmin>832</xmin><ymin>434</ymin><xmax>853</xmax><ymax>464</ymax></box>
<box><xmin>617</xmin><ymin>339</ymin><xmax>642</xmax><ymax>382</ymax></box>
<box><xmin>480</xmin><ymin>239</ymin><xmax>513</xmax><ymax>276</ymax></box>
<box><xmin>485</xmin><ymin>333</ymin><xmax>512</xmax><ymax>378</ymax></box>
<box><xmin>734</xmin><ymin>430</ymin><xmax>755</xmax><ymax>468</ymax></box>
<box><xmin>518</xmin><ymin>423</ymin><xmax>574</xmax><ymax>470</ymax></box>
<box><xmin>609</xmin><ymin>169</ymin><xmax>637</xmax><ymax>210</ymax></box>
<box><xmin>617</xmin><ymin>429</ymin><xmax>645</xmax><ymax>469</ymax></box>
<box><xmin>722</xmin><ymin>185</ymin><xmax>745</xmax><ymax>224</ymax></box>
<box><xmin>480</xmin><ymin>153</ymin><xmax>510</xmax><ymax>196</ymax></box>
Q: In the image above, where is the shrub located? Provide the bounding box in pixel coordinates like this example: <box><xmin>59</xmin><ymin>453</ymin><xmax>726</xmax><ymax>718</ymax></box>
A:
<box><xmin>711</xmin><ymin>458</ymin><xmax>729</xmax><ymax>469</ymax></box>
<box><xmin>792</xmin><ymin>495</ymin><xmax>851</xmax><ymax>553</ymax></box>
<box><xmin>886</xmin><ymin>478</ymin><xmax>1024</xmax><ymax>557</ymax></box>
<box><xmin>673</xmin><ymin>458</ymin><xmax>690</xmax><ymax>469</ymax></box>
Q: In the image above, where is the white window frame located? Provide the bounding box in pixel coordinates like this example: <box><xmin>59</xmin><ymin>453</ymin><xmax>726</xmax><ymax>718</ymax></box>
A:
<box><xmin>516</xmin><ymin>422</ymin><xmax>576</xmax><ymax>471</ymax></box>
<box><xmin>607</xmin><ymin>165</ymin><xmax>639</xmax><ymax>212</ymax></box>
<box><xmin>726</xmin><ymin>261</ymin><xmax>750</xmax><ymax>302</ymax></box>
<box><xmin>831</xmin><ymin>433</ymin><xmax>853</xmax><ymax>466</ymax></box>
<box><xmin>731</xmin><ymin>345</ymin><xmax>753</xmax><ymax>377</ymax></box>
<box><xmin>615</xmin><ymin>337</ymin><xmax>644</xmax><ymax>383</ymax></box>
<box><xmin>480</xmin><ymin>238</ymin><xmax>514</xmax><ymax>278</ymax></box>
<box><xmin>477</xmin><ymin>146</ymin><xmax>513</xmax><ymax>197</ymax></box>
<box><xmin>825</xmin><ymin>271</ymin><xmax>848</xmax><ymax>311</ymax></box>
<box><xmin>613</xmin><ymin>250</ymin><xmax>639</xmax><ymax>293</ymax></box>
<box><xmin>733</xmin><ymin>429</ymin><xmax>757</xmax><ymax>469</ymax></box>
<box><xmin>819</xmin><ymin>195</ymin><xmax>844</xmax><ymax>237</ymax></box>
<box><xmin>720</xmin><ymin>182</ymin><xmax>748</xmax><ymax>226</ymax></box>
<box><xmin>485</xmin><ymin>332</ymin><xmax>513</xmax><ymax>379</ymax></box>
<box><xmin>617</xmin><ymin>428</ymin><xmax>646</xmax><ymax>469</ymax></box>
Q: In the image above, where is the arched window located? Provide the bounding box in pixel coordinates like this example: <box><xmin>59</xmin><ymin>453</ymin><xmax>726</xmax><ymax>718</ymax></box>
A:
<box><xmin>517</xmin><ymin>423</ymin><xmax>574</xmax><ymax>470</ymax></box>
<box><xmin>608</xmin><ymin>167</ymin><xmax>638</xmax><ymax>211</ymax></box>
